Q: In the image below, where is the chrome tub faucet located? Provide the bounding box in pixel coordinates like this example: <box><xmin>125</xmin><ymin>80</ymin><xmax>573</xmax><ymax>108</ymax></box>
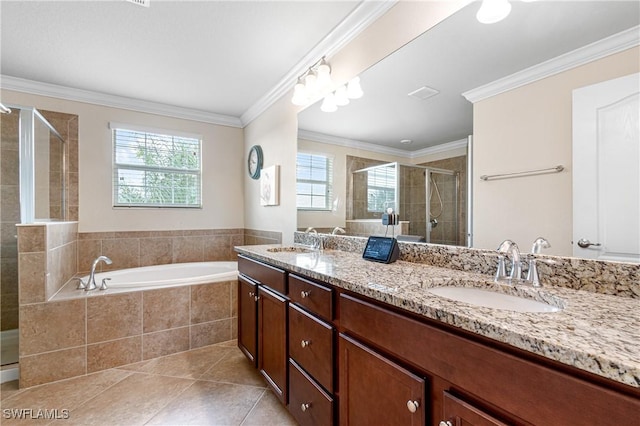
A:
<box><xmin>77</xmin><ymin>256</ymin><xmax>113</xmax><ymax>291</ymax></box>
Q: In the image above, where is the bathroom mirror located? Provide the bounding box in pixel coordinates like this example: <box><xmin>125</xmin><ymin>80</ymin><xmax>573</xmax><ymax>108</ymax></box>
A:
<box><xmin>296</xmin><ymin>1</ymin><xmax>639</xmax><ymax>259</ymax></box>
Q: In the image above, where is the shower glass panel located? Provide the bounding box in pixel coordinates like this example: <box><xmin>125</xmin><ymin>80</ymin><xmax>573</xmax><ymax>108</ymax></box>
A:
<box><xmin>351</xmin><ymin>162</ymin><xmax>460</xmax><ymax>244</ymax></box>
<box><xmin>0</xmin><ymin>106</ymin><xmax>65</xmax><ymax>367</ymax></box>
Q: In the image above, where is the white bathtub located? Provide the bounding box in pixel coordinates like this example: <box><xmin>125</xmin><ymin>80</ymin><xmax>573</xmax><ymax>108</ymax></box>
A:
<box><xmin>81</xmin><ymin>261</ymin><xmax>238</xmax><ymax>290</ymax></box>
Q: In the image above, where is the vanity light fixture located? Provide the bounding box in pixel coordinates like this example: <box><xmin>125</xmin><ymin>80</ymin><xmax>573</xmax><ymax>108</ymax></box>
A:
<box><xmin>476</xmin><ymin>0</ymin><xmax>512</xmax><ymax>24</ymax></box>
<box><xmin>291</xmin><ymin>57</ymin><xmax>364</xmax><ymax>112</ymax></box>
<box><xmin>291</xmin><ymin>57</ymin><xmax>333</xmax><ymax>106</ymax></box>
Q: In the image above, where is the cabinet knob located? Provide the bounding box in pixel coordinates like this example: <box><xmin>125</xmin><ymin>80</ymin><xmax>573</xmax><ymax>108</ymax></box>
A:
<box><xmin>301</xmin><ymin>290</ymin><xmax>310</xmax><ymax>298</ymax></box>
<box><xmin>301</xmin><ymin>403</ymin><xmax>311</xmax><ymax>412</ymax></box>
<box><xmin>248</xmin><ymin>291</ymin><xmax>254</xmax><ymax>297</ymax></box>
<box><xmin>406</xmin><ymin>400</ymin><xmax>420</xmax><ymax>413</ymax></box>
<box><xmin>438</xmin><ymin>422</ymin><xmax>452</xmax><ymax>426</ymax></box>
<box><xmin>301</xmin><ymin>339</ymin><xmax>311</xmax><ymax>348</ymax></box>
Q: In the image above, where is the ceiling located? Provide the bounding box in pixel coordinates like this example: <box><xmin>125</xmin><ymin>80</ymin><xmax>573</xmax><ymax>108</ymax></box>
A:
<box><xmin>1</xmin><ymin>1</ymin><xmax>638</xmax><ymax>143</ymax></box>
<box><xmin>0</xmin><ymin>0</ymin><xmax>367</xmax><ymax>123</ymax></box>
<box><xmin>298</xmin><ymin>1</ymin><xmax>640</xmax><ymax>152</ymax></box>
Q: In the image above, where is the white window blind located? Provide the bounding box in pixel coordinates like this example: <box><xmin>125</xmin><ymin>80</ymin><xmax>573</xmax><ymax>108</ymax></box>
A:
<box><xmin>296</xmin><ymin>152</ymin><xmax>333</xmax><ymax>210</ymax></box>
<box><xmin>112</xmin><ymin>124</ymin><xmax>202</xmax><ymax>208</ymax></box>
<box><xmin>367</xmin><ymin>166</ymin><xmax>396</xmax><ymax>212</ymax></box>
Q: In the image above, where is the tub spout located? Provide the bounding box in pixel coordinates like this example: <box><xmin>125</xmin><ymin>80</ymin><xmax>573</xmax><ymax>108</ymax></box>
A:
<box><xmin>86</xmin><ymin>256</ymin><xmax>112</xmax><ymax>291</ymax></box>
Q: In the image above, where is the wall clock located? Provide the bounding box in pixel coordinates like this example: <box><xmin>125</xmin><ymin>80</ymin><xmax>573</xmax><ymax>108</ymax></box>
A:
<box><xmin>247</xmin><ymin>145</ymin><xmax>263</xmax><ymax>180</ymax></box>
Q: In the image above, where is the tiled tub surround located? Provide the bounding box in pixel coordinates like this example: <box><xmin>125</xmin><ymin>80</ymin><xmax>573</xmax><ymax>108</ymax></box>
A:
<box><xmin>238</xmin><ymin>236</ymin><xmax>640</xmax><ymax>388</ymax></box>
<box><xmin>15</xmin><ymin>227</ymin><xmax>279</xmax><ymax>388</ymax></box>
<box><xmin>18</xmin><ymin>278</ymin><xmax>238</xmax><ymax>388</ymax></box>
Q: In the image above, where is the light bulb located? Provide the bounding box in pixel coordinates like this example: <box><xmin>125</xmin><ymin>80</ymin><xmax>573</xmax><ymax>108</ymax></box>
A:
<box><xmin>321</xmin><ymin>93</ymin><xmax>338</xmax><ymax>112</ymax></box>
<box><xmin>476</xmin><ymin>0</ymin><xmax>511</xmax><ymax>24</ymax></box>
<box><xmin>291</xmin><ymin>80</ymin><xmax>308</xmax><ymax>106</ymax></box>
<box><xmin>304</xmin><ymin>71</ymin><xmax>317</xmax><ymax>97</ymax></box>
<box><xmin>334</xmin><ymin>85</ymin><xmax>350</xmax><ymax>106</ymax></box>
<box><xmin>346</xmin><ymin>76</ymin><xmax>363</xmax><ymax>99</ymax></box>
<box><xmin>316</xmin><ymin>59</ymin><xmax>332</xmax><ymax>91</ymax></box>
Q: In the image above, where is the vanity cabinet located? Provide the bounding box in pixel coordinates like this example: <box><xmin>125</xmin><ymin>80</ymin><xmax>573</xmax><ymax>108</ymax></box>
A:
<box><xmin>237</xmin><ymin>254</ymin><xmax>640</xmax><ymax>426</ymax></box>
<box><xmin>237</xmin><ymin>255</ymin><xmax>288</xmax><ymax>404</ymax></box>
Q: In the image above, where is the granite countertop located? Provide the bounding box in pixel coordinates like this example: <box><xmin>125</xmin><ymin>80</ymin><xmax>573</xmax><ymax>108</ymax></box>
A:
<box><xmin>235</xmin><ymin>244</ymin><xmax>640</xmax><ymax>388</ymax></box>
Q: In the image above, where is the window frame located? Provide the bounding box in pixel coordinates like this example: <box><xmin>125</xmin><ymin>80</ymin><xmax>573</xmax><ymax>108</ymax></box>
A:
<box><xmin>296</xmin><ymin>151</ymin><xmax>334</xmax><ymax>211</ymax></box>
<box><xmin>110</xmin><ymin>122</ymin><xmax>203</xmax><ymax>209</ymax></box>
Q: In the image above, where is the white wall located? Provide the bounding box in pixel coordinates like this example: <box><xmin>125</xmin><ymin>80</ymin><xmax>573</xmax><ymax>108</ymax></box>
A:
<box><xmin>243</xmin><ymin>0</ymin><xmax>470</xmax><ymax>245</ymax></box>
<box><xmin>1</xmin><ymin>89</ymin><xmax>245</xmax><ymax>232</ymax></box>
<box><xmin>472</xmin><ymin>47</ymin><xmax>640</xmax><ymax>255</ymax></box>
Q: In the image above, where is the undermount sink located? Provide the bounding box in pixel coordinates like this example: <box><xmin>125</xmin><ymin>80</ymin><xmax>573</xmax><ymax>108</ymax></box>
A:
<box><xmin>427</xmin><ymin>286</ymin><xmax>562</xmax><ymax>313</ymax></box>
<box><xmin>267</xmin><ymin>246</ymin><xmax>313</xmax><ymax>253</ymax></box>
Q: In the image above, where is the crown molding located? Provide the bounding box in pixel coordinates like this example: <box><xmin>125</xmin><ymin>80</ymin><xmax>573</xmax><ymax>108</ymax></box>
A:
<box><xmin>240</xmin><ymin>0</ymin><xmax>397</xmax><ymax>126</ymax></box>
<box><xmin>409</xmin><ymin>138</ymin><xmax>468</xmax><ymax>158</ymax></box>
<box><xmin>0</xmin><ymin>75</ymin><xmax>243</xmax><ymax>128</ymax></box>
<box><xmin>463</xmin><ymin>25</ymin><xmax>640</xmax><ymax>103</ymax></box>
<box><xmin>298</xmin><ymin>129</ymin><xmax>467</xmax><ymax>159</ymax></box>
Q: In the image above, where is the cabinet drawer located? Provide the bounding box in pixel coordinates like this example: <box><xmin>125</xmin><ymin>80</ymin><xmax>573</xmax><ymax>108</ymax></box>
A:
<box><xmin>289</xmin><ymin>274</ymin><xmax>333</xmax><ymax>321</ymax></box>
<box><xmin>289</xmin><ymin>303</ymin><xmax>334</xmax><ymax>393</ymax></box>
<box><xmin>289</xmin><ymin>359</ymin><xmax>334</xmax><ymax>426</ymax></box>
<box><xmin>238</xmin><ymin>255</ymin><xmax>286</xmax><ymax>294</ymax></box>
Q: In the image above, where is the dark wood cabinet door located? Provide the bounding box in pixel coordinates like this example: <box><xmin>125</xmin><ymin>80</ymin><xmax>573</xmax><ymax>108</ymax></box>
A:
<box><xmin>440</xmin><ymin>392</ymin><xmax>511</xmax><ymax>426</ymax></box>
<box><xmin>289</xmin><ymin>303</ymin><xmax>334</xmax><ymax>393</ymax></box>
<box><xmin>258</xmin><ymin>285</ymin><xmax>289</xmax><ymax>404</ymax></box>
<box><xmin>339</xmin><ymin>333</ymin><xmax>425</xmax><ymax>426</ymax></box>
<box><xmin>237</xmin><ymin>275</ymin><xmax>258</xmax><ymax>366</ymax></box>
<box><xmin>289</xmin><ymin>359</ymin><xmax>334</xmax><ymax>426</ymax></box>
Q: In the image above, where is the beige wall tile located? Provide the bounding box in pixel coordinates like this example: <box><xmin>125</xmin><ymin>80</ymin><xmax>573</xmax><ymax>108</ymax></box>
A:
<box><xmin>140</xmin><ymin>237</ymin><xmax>172</xmax><ymax>267</ymax></box>
<box><xmin>190</xmin><ymin>281</ymin><xmax>230</xmax><ymax>324</ymax></box>
<box><xmin>20</xmin><ymin>346</ymin><xmax>86</xmax><ymax>388</ymax></box>
<box><xmin>18</xmin><ymin>252</ymin><xmax>46</xmax><ymax>304</ymax></box>
<box><xmin>172</xmin><ymin>236</ymin><xmax>204</xmax><ymax>263</ymax></box>
<box><xmin>77</xmin><ymin>239</ymin><xmax>101</xmax><ymax>274</ymax></box>
<box><xmin>17</xmin><ymin>225</ymin><xmax>46</xmax><ymax>253</ymax></box>
<box><xmin>190</xmin><ymin>319</ymin><xmax>232</xmax><ymax>349</ymax></box>
<box><xmin>231</xmin><ymin>280</ymin><xmax>238</xmax><ymax>317</ymax></box>
<box><xmin>20</xmin><ymin>299</ymin><xmax>85</xmax><ymax>356</ymax></box>
<box><xmin>143</xmin><ymin>327</ymin><xmax>189</xmax><ymax>359</ymax></box>
<box><xmin>143</xmin><ymin>287</ymin><xmax>190</xmax><ymax>333</ymax></box>
<box><xmin>203</xmin><ymin>235</ymin><xmax>232</xmax><ymax>261</ymax></box>
<box><xmin>87</xmin><ymin>336</ymin><xmax>142</xmax><ymax>373</ymax></box>
<box><xmin>87</xmin><ymin>292</ymin><xmax>142</xmax><ymax>344</ymax></box>
<box><xmin>102</xmin><ymin>238</ymin><xmax>140</xmax><ymax>270</ymax></box>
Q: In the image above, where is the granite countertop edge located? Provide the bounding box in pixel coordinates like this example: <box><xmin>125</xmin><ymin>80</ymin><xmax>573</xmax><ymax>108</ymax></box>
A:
<box><xmin>235</xmin><ymin>245</ymin><xmax>640</xmax><ymax>389</ymax></box>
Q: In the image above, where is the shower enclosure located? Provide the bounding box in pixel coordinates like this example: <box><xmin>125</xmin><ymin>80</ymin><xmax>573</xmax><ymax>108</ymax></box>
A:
<box><xmin>0</xmin><ymin>105</ymin><xmax>66</xmax><ymax>368</ymax></box>
<box><xmin>350</xmin><ymin>162</ymin><xmax>462</xmax><ymax>245</ymax></box>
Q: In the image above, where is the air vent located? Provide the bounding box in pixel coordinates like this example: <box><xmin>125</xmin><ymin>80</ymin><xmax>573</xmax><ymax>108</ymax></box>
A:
<box><xmin>126</xmin><ymin>0</ymin><xmax>150</xmax><ymax>7</ymax></box>
<box><xmin>408</xmin><ymin>86</ymin><xmax>439</xmax><ymax>101</ymax></box>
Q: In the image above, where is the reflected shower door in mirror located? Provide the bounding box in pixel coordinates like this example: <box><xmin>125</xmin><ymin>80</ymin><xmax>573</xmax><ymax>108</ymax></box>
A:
<box><xmin>296</xmin><ymin>1</ymin><xmax>639</xmax><ymax>260</ymax></box>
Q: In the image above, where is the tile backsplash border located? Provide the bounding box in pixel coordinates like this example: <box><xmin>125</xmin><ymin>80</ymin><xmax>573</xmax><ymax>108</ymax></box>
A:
<box><xmin>294</xmin><ymin>232</ymin><xmax>639</xmax><ymax>298</ymax></box>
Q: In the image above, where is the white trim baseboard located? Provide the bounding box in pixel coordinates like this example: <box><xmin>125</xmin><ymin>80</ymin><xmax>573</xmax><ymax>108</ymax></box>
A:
<box><xmin>463</xmin><ymin>25</ymin><xmax>640</xmax><ymax>103</ymax></box>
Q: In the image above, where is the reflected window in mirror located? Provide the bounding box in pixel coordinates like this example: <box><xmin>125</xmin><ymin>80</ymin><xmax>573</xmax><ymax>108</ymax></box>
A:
<box><xmin>296</xmin><ymin>152</ymin><xmax>334</xmax><ymax>210</ymax></box>
<box><xmin>366</xmin><ymin>164</ymin><xmax>397</xmax><ymax>213</ymax></box>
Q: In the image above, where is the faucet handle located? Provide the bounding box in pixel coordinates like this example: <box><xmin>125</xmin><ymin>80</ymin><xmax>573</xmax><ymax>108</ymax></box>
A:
<box><xmin>100</xmin><ymin>278</ymin><xmax>111</xmax><ymax>291</ymax></box>
<box><xmin>74</xmin><ymin>277</ymin><xmax>87</xmax><ymax>290</ymax></box>
<box><xmin>494</xmin><ymin>255</ymin><xmax>507</xmax><ymax>282</ymax></box>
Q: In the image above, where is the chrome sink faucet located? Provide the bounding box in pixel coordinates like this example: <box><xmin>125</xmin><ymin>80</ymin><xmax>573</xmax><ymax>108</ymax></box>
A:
<box><xmin>305</xmin><ymin>227</ymin><xmax>324</xmax><ymax>252</ymax></box>
<box><xmin>79</xmin><ymin>255</ymin><xmax>113</xmax><ymax>291</ymax></box>
<box><xmin>495</xmin><ymin>240</ymin><xmax>522</xmax><ymax>283</ymax></box>
<box><xmin>331</xmin><ymin>226</ymin><xmax>346</xmax><ymax>235</ymax></box>
<box><xmin>526</xmin><ymin>237</ymin><xmax>551</xmax><ymax>287</ymax></box>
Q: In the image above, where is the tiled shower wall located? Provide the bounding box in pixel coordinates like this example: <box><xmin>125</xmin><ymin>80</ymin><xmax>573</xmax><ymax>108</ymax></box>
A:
<box><xmin>1</xmin><ymin>111</ymin><xmax>20</xmax><ymax>331</ymax></box>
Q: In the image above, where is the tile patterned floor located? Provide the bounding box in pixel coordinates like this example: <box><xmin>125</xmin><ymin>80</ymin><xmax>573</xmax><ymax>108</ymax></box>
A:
<box><xmin>0</xmin><ymin>341</ymin><xmax>297</xmax><ymax>425</ymax></box>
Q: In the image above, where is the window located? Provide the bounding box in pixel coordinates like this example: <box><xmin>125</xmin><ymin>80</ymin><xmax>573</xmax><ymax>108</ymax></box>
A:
<box><xmin>367</xmin><ymin>165</ymin><xmax>396</xmax><ymax>212</ymax></box>
<box><xmin>296</xmin><ymin>152</ymin><xmax>333</xmax><ymax>210</ymax></box>
<box><xmin>111</xmin><ymin>123</ymin><xmax>202</xmax><ymax>208</ymax></box>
